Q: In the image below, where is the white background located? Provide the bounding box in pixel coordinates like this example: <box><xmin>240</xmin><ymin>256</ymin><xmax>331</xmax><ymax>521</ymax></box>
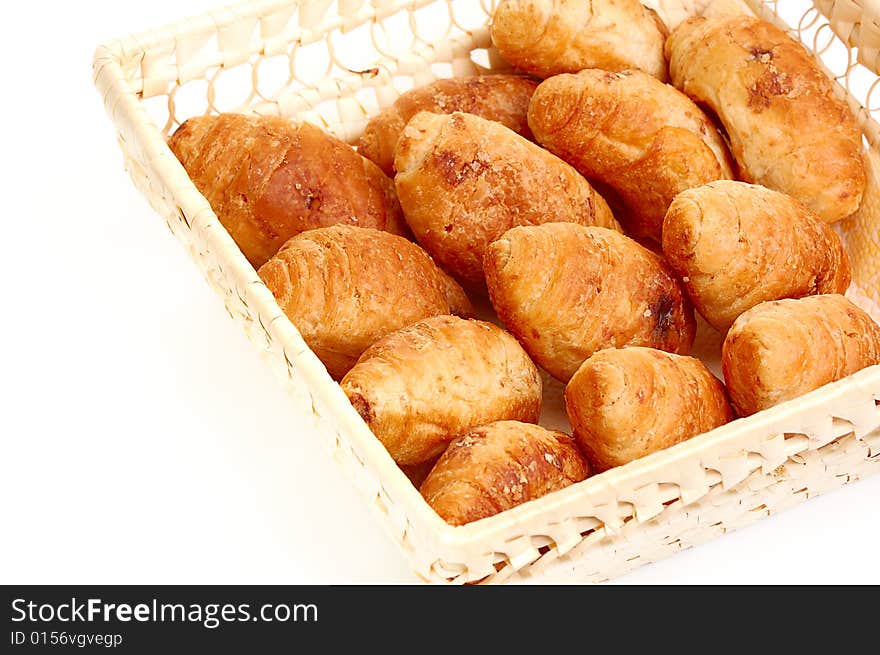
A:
<box><xmin>1</xmin><ymin>0</ymin><xmax>878</xmax><ymax>584</ymax></box>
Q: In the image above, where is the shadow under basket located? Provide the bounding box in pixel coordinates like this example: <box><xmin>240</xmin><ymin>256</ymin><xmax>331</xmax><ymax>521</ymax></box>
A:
<box><xmin>93</xmin><ymin>0</ymin><xmax>880</xmax><ymax>583</ymax></box>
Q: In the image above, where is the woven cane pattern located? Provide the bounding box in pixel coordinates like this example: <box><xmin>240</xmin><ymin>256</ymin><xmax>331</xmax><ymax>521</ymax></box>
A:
<box><xmin>94</xmin><ymin>0</ymin><xmax>880</xmax><ymax>584</ymax></box>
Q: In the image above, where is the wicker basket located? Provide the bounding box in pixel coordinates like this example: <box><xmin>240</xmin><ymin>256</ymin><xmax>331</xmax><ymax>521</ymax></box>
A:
<box><xmin>93</xmin><ymin>0</ymin><xmax>880</xmax><ymax>583</ymax></box>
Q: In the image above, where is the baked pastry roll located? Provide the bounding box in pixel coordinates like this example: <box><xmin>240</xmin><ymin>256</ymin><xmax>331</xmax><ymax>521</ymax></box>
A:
<box><xmin>528</xmin><ymin>69</ymin><xmax>733</xmax><ymax>241</ymax></box>
<box><xmin>663</xmin><ymin>181</ymin><xmax>851</xmax><ymax>331</ymax></box>
<box><xmin>491</xmin><ymin>0</ymin><xmax>668</xmax><ymax>80</ymax></box>
<box><xmin>258</xmin><ymin>226</ymin><xmax>472</xmax><ymax>379</ymax></box>
<box><xmin>169</xmin><ymin>113</ymin><xmax>408</xmax><ymax>267</ymax></box>
<box><xmin>357</xmin><ymin>75</ymin><xmax>538</xmax><ymax>176</ymax></box>
<box><xmin>722</xmin><ymin>295</ymin><xmax>880</xmax><ymax>415</ymax></box>
<box><xmin>341</xmin><ymin>316</ymin><xmax>541</xmax><ymax>465</ymax></box>
<box><xmin>565</xmin><ymin>347</ymin><xmax>733</xmax><ymax>471</ymax></box>
<box><xmin>394</xmin><ymin>111</ymin><xmax>618</xmax><ymax>289</ymax></box>
<box><xmin>666</xmin><ymin>15</ymin><xmax>866</xmax><ymax>222</ymax></box>
<box><xmin>420</xmin><ymin>420</ymin><xmax>589</xmax><ymax>525</ymax></box>
<box><xmin>484</xmin><ymin>223</ymin><xmax>695</xmax><ymax>381</ymax></box>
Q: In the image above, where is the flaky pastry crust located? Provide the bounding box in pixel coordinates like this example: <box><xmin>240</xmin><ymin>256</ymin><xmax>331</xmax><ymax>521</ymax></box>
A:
<box><xmin>420</xmin><ymin>420</ymin><xmax>588</xmax><ymax>525</ymax></box>
<box><xmin>258</xmin><ymin>226</ymin><xmax>473</xmax><ymax>379</ymax></box>
<box><xmin>169</xmin><ymin>113</ymin><xmax>408</xmax><ymax>267</ymax></box>
<box><xmin>341</xmin><ymin>316</ymin><xmax>541</xmax><ymax>465</ymax></box>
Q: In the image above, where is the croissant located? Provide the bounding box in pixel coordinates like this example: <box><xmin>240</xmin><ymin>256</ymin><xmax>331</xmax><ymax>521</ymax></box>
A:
<box><xmin>722</xmin><ymin>295</ymin><xmax>880</xmax><ymax>415</ymax></box>
<box><xmin>666</xmin><ymin>15</ymin><xmax>866</xmax><ymax>222</ymax></box>
<box><xmin>490</xmin><ymin>0</ymin><xmax>669</xmax><ymax>80</ymax></box>
<box><xmin>663</xmin><ymin>181</ymin><xmax>851</xmax><ymax>331</ymax></box>
<box><xmin>420</xmin><ymin>420</ymin><xmax>589</xmax><ymax>525</ymax></box>
<box><xmin>566</xmin><ymin>347</ymin><xmax>733</xmax><ymax>472</ymax></box>
<box><xmin>484</xmin><ymin>223</ymin><xmax>695</xmax><ymax>381</ymax></box>
<box><xmin>527</xmin><ymin>69</ymin><xmax>733</xmax><ymax>241</ymax></box>
<box><xmin>341</xmin><ymin>315</ymin><xmax>541</xmax><ymax>465</ymax></box>
<box><xmin>356</xmin><ymin>75</ymin><xmax>538</xmax><ymax>176</ymax></box>
<box><xmin>394</xmin><ymin>111</ymin><xmax>618</xmax><ymax>289</ymax></box>
<box><xmin>169</xmin><ymin>113</ymin><xmax>408</xmax><ymax>267</ymax></box>
<box><xmin>258</xmin><ymin>225</ymin><xmax>472</xmax><ymax>379</ymax></box>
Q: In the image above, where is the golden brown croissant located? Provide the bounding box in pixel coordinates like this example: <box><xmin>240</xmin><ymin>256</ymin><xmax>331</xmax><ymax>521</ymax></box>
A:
<box><xmin>663</xmin><ymin>181</ymin><xmax>851</xmax><ymax>331</ymax></box>
<box><xmin>258</xmin><ymin>226</ymin><xmax>473</xmax><ymax>379</ymax></box>
<box><xmin>420</xmin><ymin>420</ymin><xmax>589</xmax><ymax>525</ymax></box>
<box><xmin>341</xmin><ymin>315</ymin><xmax>541</xmax><ymax>465</ymax></box>
<box><xmin>722</xmin><ymin>295</ymin><xmax>880</xmax><ymax>416</ymax></box>
<box><xmin>490</xmin><ymin>0</ymin><xmax>669</xmax><ymax>80</ymax></box>
<box><xmin>527</xmin><ymin>69</ymin><xmax>733</xmax><ymax>241</ymax></box>
<box><xmin>169</xmin><ymin>113</ymin><xmax>408</xmax><ymax>267</ymax></box>
<box><xmin>666</xmin><ymin>15</ymin><xmax>866</xmax><ymax>222</ymax></box>
<box><xmin>394</xmin><ymin>111</ymin><xmax>618</xmax><ymax>289</ymax></box>
<box><xmin>356</xmin><ymin>75</ymin><xmax>538</xmax><ymax>176</ymax></box>
<box><xmin>484</xmin><ymin>223</ymin><xmax>696</xmax><ymax>381</ymax></box>
<box><xmin>565</xmin><ymin>347</ymin><xmax>733</xmax><ymax>472</ymax></box>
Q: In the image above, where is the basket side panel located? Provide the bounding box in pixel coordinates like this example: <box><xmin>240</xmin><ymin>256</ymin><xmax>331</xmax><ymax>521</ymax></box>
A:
<box><xmin>512</xmin><ymin>428</ymin><xmax>880</xmax><ymax>583</ymax></box>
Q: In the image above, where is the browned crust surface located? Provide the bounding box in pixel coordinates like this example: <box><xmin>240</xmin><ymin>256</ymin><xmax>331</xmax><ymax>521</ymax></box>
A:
<box><xmin>394</xmin><ymin>111</ymin><xmax>619</xmax><ymax>289</ymax></box>
<box><xmin>565</xmin><ymin>347</ymin><xmax>732</xmax><ymax>472</ymax></box>
<box><xmin>356</xmin><ymin>75</ymin><xmax>539</xmax><ymax>176</ymax></box>
<box><xmin>528</xmin><ymin>69</ymin><xmax>732</xmax><ymax>241</ymax></box>
<box><xmin>420</xmin><ymin>420</ymin><xmax>589</xmax><ymax>525</ymax></box>
<box><xmin>490</xmin><ymin>0</ymin><xmax>668</xmax><ymax>80</ymax></box>
<box><xmin>484</xmin><ymin>223</ymin><xmax>696</xmax><ymax>381</ymax></box>
<box><xmin>340</xmin><ymin>316</ymin><xmax>542</xmax><ymax>465</ymax></box>
<box><xmin>663</xmin><ymin>181</ymin><xmax>852</xmax><ymax>331</ymax></box>
<box><xmin>666</xmin><ymin>15</ymin><xmax>866</xmax><ymax>222</ymax></box>
<box><xmin>169</xmin><ymin>113</ymin><xmax>408</xmax><ymax>267</ymax></box>
<box><xmin>257</xmin><ymin>225</ymin><xmax>473</xmax><ymax>379</ymax></box>
<box><xmin>722</xmin><ymin>294</ymin><xmax>880</xmax><ymax>415</ymax></box>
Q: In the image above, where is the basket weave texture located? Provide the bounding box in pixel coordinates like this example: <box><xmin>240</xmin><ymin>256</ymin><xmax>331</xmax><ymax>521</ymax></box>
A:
<box><xmin>94</xmin><ymin>0</ymin><xmax>880</xmax><ymax>583</ymax></box>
